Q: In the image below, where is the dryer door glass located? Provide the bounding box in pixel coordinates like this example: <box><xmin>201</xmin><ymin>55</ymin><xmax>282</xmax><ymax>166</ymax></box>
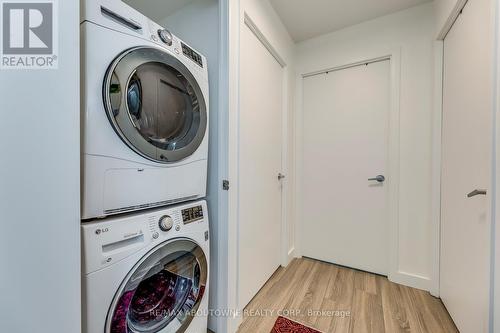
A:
<box><xmin>104</xmin><ymin>47</ymin><xmax>207</xmax><ymax>163</ymax></box>
<box><xmin>107</xmin><ymin>239</ymin><xmax>208</xmax><ymax>333</ymax></box>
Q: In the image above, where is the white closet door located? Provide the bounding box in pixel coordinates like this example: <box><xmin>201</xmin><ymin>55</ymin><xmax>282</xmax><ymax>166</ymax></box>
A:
<box><xmin>441</xmin><ymin>0</ymin><xmax>493</xmax><ymax>332</ymax></box>
<box><xmin>238</xmin><ymin>24</ymin><xmax>284</xmax><ymax>309</ymax></box>
<box><xmin>301</xmin><ymin>60</ymin><xmax>390</xmax><ymax>275</ymax></box>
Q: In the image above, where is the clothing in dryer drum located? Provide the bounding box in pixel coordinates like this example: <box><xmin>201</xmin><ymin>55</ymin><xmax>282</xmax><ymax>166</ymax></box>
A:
<box><xmin>107</xmin><ymin>239</ymin><xmax>208</xmax><ymax>333</ymax></box>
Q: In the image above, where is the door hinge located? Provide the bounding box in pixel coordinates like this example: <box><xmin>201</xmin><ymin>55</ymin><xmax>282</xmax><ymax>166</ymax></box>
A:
<box><xmin>222</xmin><ymin>180</ymin><xmax>230</xmax><ymax>191</ymax></box>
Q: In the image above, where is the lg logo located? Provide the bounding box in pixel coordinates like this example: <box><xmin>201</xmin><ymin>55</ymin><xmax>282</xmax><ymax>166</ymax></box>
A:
<box><xmin>1</xmin><ymin>0</ymin><xmax>58</xmax><ymax>69</ymax></box>
<box><xmin>95</xmin><ymin>228</ymin><xmax>110</xmax><ymax>235</ymax></box>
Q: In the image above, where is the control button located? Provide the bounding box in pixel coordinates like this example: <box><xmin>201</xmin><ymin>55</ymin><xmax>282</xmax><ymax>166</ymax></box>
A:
<box><xmin>158</xmin><ymin>29</ymin><xmax>173</xmax><ymax>46</ymax></box>
<box><xmin>175</xmin><ymin>225</ymin><xmax>181</xmax><ymax>232</ymax></box>
<box><xmin>174</xmin><ymin>48</ymin><xmax>180</xmax><ymax>54</ymax></box>
<box><xmin>159</xmin><ymin>215</ymin><xmax>174</xmax><ymax>232</ymax></box>
<box><xmin>152</xmin><ymin>232</ymin><xmax>159</xmax><ymax>239</ymax></box>
<box><xmin>151</xmin><ymin>34</ymin><xmax>158</xmax><ymax>42</ymax></box>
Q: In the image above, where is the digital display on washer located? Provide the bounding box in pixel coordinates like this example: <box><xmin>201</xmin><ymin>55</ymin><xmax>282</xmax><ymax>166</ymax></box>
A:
<box><xmin>181</xmin><ymin>42</ymin><xmax>203</xmax><ymax>68</ymax></box>
<box><xmin>182</xmin><ymin>205</ymin><xmax>204</xmax><ymax>224</ymax></box>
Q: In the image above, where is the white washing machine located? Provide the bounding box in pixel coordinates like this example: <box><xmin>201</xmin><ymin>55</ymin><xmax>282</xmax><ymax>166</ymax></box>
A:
<box><xmin>82</xmin><ymin>200</ymin><xmax>210</xmax><ymax>333</ymax></box>
<box><xmin>81</xmin><ymin>0</ymin><xmax>209</xmax><ymax>219</ymax></box>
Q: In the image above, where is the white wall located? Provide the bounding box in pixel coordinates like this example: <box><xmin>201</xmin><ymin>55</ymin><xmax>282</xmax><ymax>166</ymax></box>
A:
<box><xmin>122</xmin><ymin>0</ymin><xmax>196</xmax><ymax>22</ymax></box>
<box><xmin>0</xmin><ymin>1</ymin><xmax>81</xmax><ymax>333</ymax></box>
<box><xmin>296</xmin><ymin>3</ymin><xmax>436</xmax><ymax>291</ymax></box>
<box><xmin>158</xmin><ymin>1</ymin><xmax>222</xmax><ymax>331</ymax></box>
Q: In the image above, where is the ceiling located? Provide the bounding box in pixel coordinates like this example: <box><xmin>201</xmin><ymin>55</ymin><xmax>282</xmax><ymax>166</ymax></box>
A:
<box><xmin>269</xmin><ymin>0</ymin><xmax>433</xmax><ymax>42</ymax></box>
<box><xmin>122</xmin><ymin>0</ymin><xmax>195</xmax><ymax>22</ymax></box>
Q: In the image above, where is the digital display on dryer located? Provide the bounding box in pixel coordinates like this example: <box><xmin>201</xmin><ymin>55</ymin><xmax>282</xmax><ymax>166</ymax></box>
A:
<box><xmin>182</xmin><ymin>206</ymin><xmax>204</xmax><ymax>224</ymax></box>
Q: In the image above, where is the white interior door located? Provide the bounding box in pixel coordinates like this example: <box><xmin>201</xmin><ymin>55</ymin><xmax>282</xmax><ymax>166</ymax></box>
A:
<box><xmin>440</xmin><ymin>0</ymin><xmax>493</xmax><ymax>332</ymax></box>
<box><xmin>301</xmin><ymin>60</ymin><xmax>390</xmax><ymax>275</ymax></box>
<box><xmin>238</xmin><ymin>24</ymin><xmax>284</xmax><ymax>309</ymax></box>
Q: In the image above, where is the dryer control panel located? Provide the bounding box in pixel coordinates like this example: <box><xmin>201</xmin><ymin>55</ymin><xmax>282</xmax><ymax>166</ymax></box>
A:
<box><xmin>145</xmin><ymin>19</ymin><xmax>206</xmax><ymax>71</ymax></box>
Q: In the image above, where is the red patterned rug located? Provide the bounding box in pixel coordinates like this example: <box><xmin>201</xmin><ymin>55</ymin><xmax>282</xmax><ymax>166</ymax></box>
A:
<box><xmin>271</xmin><ymin>316</ymin><xmax>323</xmax><ymax>333</ymax></box>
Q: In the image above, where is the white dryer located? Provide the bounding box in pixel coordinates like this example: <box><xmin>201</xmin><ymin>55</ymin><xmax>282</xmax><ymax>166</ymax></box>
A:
<box><xmin>81</xmin><ymin>0</ymin><xmax>209</xmax><ymax>219</ymax></box>
<box><xmin>82</xmin><ymin>200</ymin><xmax>210</xmax><ymax>333</ymax></box>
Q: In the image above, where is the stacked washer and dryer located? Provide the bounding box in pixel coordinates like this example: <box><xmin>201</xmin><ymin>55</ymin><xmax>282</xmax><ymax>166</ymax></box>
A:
<box><xmin>80</xmin><ymin>1</ymin><xmax>210</xmax><ymax>332</ymax></box>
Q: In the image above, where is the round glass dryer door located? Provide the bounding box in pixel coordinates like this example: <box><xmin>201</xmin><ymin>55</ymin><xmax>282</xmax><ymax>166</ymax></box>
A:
<box><xmin>104</xmin><ymin>47</ymin><xmax>207</xmax><ymax>163</ymax></box>
<box><xmin>107</xmin><ymin>239</ymin><xmax>208</xmax><ymax>333</ymax></box>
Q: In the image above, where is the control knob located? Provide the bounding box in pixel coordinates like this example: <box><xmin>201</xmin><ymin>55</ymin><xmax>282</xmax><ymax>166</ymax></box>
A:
<box><xmin>158</xmin><ymin>29</ymin><xmax>173</xmax><ymax>46</ymax></box>
<box><xmin>159</xmin><ymin>215</ymin><xmax>174</xmax><ymax>232</ymax></box>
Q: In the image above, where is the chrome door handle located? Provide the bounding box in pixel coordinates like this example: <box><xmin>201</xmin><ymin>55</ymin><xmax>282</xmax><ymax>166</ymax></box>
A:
<box><xmin>278</xmin><ymin>173</ymin><xmax>286</xmax><ymax>180</ymax></box>
<box><xmin>467</xmin><ymin>189</ymin><xmax>487</xmax><ymax>198</ymax></box>
<box><xmin>368</xmin><ymin>175</ymin><xmax>385</xmax><ymax>183</ymax></box>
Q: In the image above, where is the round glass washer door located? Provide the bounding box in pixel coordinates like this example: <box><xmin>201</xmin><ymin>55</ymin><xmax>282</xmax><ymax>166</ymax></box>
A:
<box><xmin>106</xmin><ymin>239</ymin><xmax>208</xmax><ymax>333</ymax></box>
<box><xmin>104</xmin><ymin>47</ymin><xmax>207</xmax><ymax>163</ymax></box>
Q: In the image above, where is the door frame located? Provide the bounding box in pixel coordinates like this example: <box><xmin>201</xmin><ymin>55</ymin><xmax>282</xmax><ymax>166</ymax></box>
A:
<box><xmin>433</xmin><ymin>0</ymin><xmax>468</xmax><ymax>299</ymax></box>
<box><xmin>217</xmin><ymin>2</ymin><xmax>291</xmax><ymax>331</ymax></box>
<box><xmin>435</xmin><ymin>0</ymin><xmax>500</xmax><ymax>325</ymax></box>
<box><xmin>436</xmin><ymin>0</ymin><xmax>469</xmax><ymax>40</ymax></box>
<box><xmin>295</xmin><ymin>50</ymin><xmax>403</xmax><ymax>286</ymax></box>
<box><xmin>241</xmin><ymin>12</ymin><xmax>290</xmax><ymax>268</ymax></box>
<box><xmin>433</xmin><ymin>0</ymin><xmax>499</xmax><ymax>302</ymax></box>
<box><xmin>430</xmin><ymin>40</ymin><xmax>444</xmax><ymax>297</ymax></box>
<box><xmin>236</xmin><ymin>12</ymin><xmax>288</xmax><ymax>309</ymax></box>
<box><xmin>494</xmin><ymin>0</ymin><xmax>500</xmax><ymax>328</ymax></box>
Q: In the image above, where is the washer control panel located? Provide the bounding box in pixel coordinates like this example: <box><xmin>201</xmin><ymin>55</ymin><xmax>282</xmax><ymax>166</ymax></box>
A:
<box><xmin>182</xmin><ymin>205</ymin><xmax>204</xmax><ymax>225</ymax></box>
<box><xmin>83</xmin><ymin>201</ymin><xmax>207</xmax><ymax>274</ymax></box>
<box><xmin>158</xmin><ymin>215</ymin><xmax>174</xmax><ymax>232</ymax></box>
<box><xmin>181</xmin><ymin>42</ymin><xmax>203</xmax><ymax>68</ymax></box>
<box><xmin>158</xmin><ymin>29</ymin><xmax>173</xmax><ymax>46</ymax></box>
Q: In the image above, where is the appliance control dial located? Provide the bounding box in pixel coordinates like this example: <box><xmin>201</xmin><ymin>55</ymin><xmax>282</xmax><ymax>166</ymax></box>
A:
<box><xmin>158</xmin><ymin>29</ymin><xmax>173</xmax><ymax>46</ymax></box>
<box><xmin>159</xmin><ymin>215</ymin><xmax>174</xmax><ymax>232</ymax></box>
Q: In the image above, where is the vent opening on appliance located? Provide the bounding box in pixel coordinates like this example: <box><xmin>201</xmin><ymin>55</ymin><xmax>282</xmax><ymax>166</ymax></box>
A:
<box><xmin>104</xmin><ymin>195</ymin><xmax>199</xmax><ymax>216</ymax></box>
<box><xmin>101</xmin><ymin>6</ymin><xmax>142</xmax><ymax>31</ymax></box>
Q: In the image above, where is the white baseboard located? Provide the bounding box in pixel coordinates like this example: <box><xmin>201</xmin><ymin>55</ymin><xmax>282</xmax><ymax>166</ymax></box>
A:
<box><xmin>293</xmin><ymin>256</ymin><xmax>433</xmax><ymax>294</ymax></box>
<box><xmin>228</xmin><ymin>313</ymin><xmax>242</xmax><ymax>333</ymax></box>
<box><xmin>389</xmin><ymin>271</ymin><xmax>432</xmax><ymax>292</ymax></box>
<box><xmin>287</xmin><ymin>247</ymin><xmax>296</xmax><ymax>264</ymax></box>
<box><xmin>213</xmin><ymin>311</ymin><xmax>242</xmax><ymax>333</ymax></box>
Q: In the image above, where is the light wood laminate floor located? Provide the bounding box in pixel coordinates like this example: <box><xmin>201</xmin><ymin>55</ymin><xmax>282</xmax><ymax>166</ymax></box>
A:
<box><xmin>237</xmin><ymin>258</ymin><xmax>458</xmax><ymax>333</ymax></box>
